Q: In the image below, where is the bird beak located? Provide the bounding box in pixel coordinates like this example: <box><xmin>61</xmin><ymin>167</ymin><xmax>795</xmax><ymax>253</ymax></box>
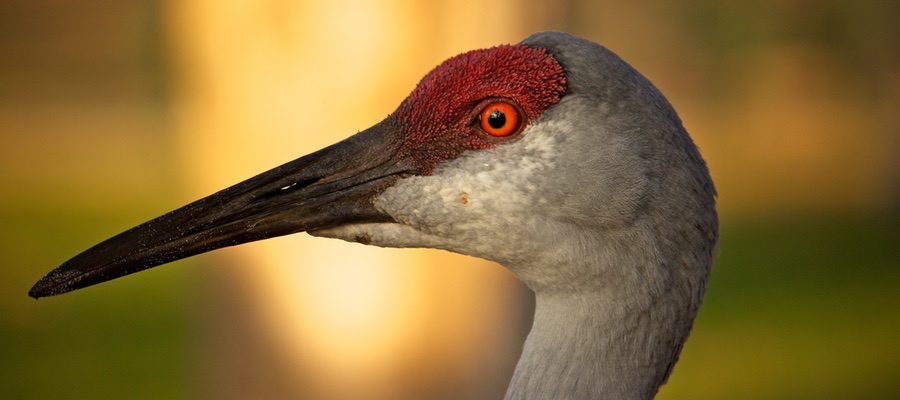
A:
<box><xmin>29</xmin><ymin>118</ymin><xmax>414</xmax><ymax>298</ymax></box>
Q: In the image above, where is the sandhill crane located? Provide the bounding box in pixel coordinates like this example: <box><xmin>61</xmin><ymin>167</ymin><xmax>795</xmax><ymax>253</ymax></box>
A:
<box><xmin>30</xmin><ymin>32</ymin><xmax>718</xmax><ymax>399</ymax></box>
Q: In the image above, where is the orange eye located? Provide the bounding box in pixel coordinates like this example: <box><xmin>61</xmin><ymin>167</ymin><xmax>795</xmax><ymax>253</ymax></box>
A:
<box><xmin>479</xmin><ymin>101</ymin><xmax>521</xmax><ymax>137</ymax></box>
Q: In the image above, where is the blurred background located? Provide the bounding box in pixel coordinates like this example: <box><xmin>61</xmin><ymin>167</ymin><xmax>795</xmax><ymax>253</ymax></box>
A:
<box><xmin>2</xmin><ymin>1</ymin><xmax>898</xmax><ymax>399</ymax></box>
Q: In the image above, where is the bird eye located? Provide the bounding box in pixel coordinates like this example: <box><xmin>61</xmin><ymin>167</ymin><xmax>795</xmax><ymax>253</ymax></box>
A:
<box><xmin>478</xmin><ymin>101</ymin><xmax>522</xmax><ymax>137</ymax></box>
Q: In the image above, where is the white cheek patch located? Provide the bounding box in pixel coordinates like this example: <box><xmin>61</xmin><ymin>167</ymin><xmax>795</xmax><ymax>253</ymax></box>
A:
<box><xmin>374</xmin><ymin>119</ymin><xmax>566</xmax><ymax>240</ymax></box>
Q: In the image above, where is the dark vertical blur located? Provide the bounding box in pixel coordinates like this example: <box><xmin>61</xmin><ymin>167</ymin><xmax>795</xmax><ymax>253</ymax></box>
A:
<box><xmin>1</xmin><ymin>2</ymin><xmax>187</xmax><ymax>400</ymax></box>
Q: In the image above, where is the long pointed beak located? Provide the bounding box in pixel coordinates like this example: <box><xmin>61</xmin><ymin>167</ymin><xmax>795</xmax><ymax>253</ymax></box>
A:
<box><xmin>29</xmin><ymin>118</ymin><xmax>413</xmax><ymax>298</ymax></box>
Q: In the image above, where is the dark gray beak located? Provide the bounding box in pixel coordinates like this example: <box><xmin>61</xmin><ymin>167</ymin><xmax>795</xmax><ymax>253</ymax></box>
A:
<box><xmin>29</xmin><ymin>118</ymin><xmax>414</xmax><ymax>298</ymax></box>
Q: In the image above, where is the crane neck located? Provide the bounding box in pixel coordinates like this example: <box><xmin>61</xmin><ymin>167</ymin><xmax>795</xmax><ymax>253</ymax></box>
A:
<box><xmin>504</xmin><ymin>290</ymin><xmax>687</xmax><ymax>400</ymax></box>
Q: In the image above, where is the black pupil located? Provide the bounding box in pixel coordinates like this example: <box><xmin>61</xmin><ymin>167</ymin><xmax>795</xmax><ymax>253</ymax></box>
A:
<box><xmin>487</xmin><ymin>110</ymin><xmax>506</xmax><ymax>129</ymax></box>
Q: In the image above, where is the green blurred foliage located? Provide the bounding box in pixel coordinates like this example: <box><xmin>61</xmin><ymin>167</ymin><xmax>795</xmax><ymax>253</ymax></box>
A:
<box><xmin>662</xmin><ymin>213</ymin><xmax>900</xmax><ymax>399</ymax></box>
<box><xmin>1</xmin><ymin>189</ymin><xmax>192</xmax><ymax>400</ymax></box>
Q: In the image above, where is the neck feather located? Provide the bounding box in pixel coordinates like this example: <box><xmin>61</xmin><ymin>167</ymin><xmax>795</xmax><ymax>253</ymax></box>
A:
<box><xmin>504</xmin><ymin>290</ymin><xmax>687</xmax><ymax>400</ymax></box>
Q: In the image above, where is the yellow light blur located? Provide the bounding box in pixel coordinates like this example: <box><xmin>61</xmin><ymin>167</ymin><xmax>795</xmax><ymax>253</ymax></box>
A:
<box><xmin>166</xmin><ymin>1</ymin><xmax>529</xmax><ymax>398</ymax></box>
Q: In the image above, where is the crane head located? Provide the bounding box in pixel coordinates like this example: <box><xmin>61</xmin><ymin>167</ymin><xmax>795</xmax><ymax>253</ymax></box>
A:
<box><xmin>29</xmin><ymin>32</ymin><xmax>716</xmax><ymax>301</ymax></box>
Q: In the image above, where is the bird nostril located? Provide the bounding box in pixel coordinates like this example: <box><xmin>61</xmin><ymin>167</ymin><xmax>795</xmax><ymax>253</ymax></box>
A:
<box><xmin>259</xmin><ymin>177</ymin><xmax>321</xmax><ymax>199</ymax></box>
<box><xmin>281</xmin><ymin>178</ymin><xmax>320</xmax><ymax>191</ymax></box>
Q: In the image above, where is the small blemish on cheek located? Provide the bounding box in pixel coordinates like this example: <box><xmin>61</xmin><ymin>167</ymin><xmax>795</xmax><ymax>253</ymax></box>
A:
<box><xmin>460</xmin><ymin>191</ymin><xmax>469</xmax><ymax>205</ymax></box>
